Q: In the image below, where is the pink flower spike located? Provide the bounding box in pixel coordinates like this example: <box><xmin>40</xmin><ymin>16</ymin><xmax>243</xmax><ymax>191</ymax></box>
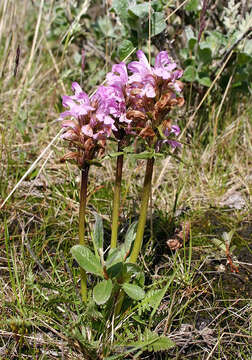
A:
<box><xmin>106</xmin><ymin>62</ymin><xmax>128</xmax><ymax>87</ymax></box>
<box><xmin>71</xmin><ymin>82</ymin><xmax>91</xmax><ymax>104</ymax></box>
<box><xmin>173</xmin><ymin>82</ymin><xmax>183</xmax><ymax>93</ymax></box>
<box><xmin>61</xmin><ymin>119</ymin><xmax>79</xmax><ymax>132</ymax></box>
<box><xmin>92</xmin><ymin>132</ymin><xmax>103</xmax><ymax>141</ymax></box>
<box><xmin>143</xmin><ymin>83</ymin><xmax>156</xmax><ymax>98</ymax></box>
<box><xmin>103</xmin><ymin>115</ymin><xmax>117</xmax><ymax>131</ymax></box>
<box><xmin>71</xmin><ymin>82</ymin><xmax>83</xmax><ymax>95</ymax></box>
<box><xmin>119</xmin><ymin>113</ymin><xmax>131</xmax><ymax>124</ymax></box>
<box><xmin>154</xmin><ymin>51</ymin><xmax>176</xmax><ymax>70</ymax></box>
<box><xmin>61</xmin><ymin>94</ymin><xmax>94</xmax><ymax>119</ymax></box>
<box><xmin>81</xmin><ymin>124</ymin><xmax>94</xmax><ymax>138</ymax></box>
<box><xmin>172</xmin><ymin>70</ymin><xmax>183</xmax><ymax>80</ymax></box>
<box><xmin>153</xmin><ymin>51</ymin><xmax>177</xmax><ymax>80</ymax></box>
<box><xmin>154</xmin><ymin>51</ymin><xmax>170</xmax><ymax>68</ymax></box>
<box><xmin>62</xmin><ymin>95</ymin><xmax>75</xmax><ymax>109</ymax></box>
<box><xmin>128</xmin><ymin>50</ymin><xmax>151</xmax><ymax>78</ymax></box>
<box><xmin>136</xmin><ymin>50</ymin><xmax>151</xmax><ymax>68</ymax></box>
<box><xmin>61</xmin><ymin>130</ymin><xmax>79</xmax><ymax>141</ymax></box>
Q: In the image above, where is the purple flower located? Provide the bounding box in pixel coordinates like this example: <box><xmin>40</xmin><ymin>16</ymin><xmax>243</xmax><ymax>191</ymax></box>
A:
<box><xmin>59</xmin><ymin>49</ymin><xmax>185</xmax><ymax>160</ymax></box>
<box><xmin>95</xmin><ymin>85</ymin><xmax>125</xmax><ymax>120</ymax></box>
<box><xmin>153</xmin><ymin>51</ymin><xmax>177</xmax><ymax>79</ymax></box>
<box><xmin>106</xmin><ymin>62</ymin><xmax>128</xmax><ymax>89</ymax></box>
<box><xmin>128</xmin><ymin>50</ymin><xmax>151</xmax><ymax>78</ymax></box>
<box><xmin>162</xmin><ymin>124</ymin><xmax>181</xmax><ymax>148</ymax></box>
<box><xmin>163</xmin><ymin>124</ymin><xmax>180</xmax><ymax>137</ymax></box>
<box><xmin>59</xmin><ymin>83</ymin><xmax>94</xmax><ymax>120</ymax></box>
<box><xmin>60</xmin><ymin>96</ymin><xmax>94</xmax><ymax>119</ymax></box>
<box><xmin>60</xmin><ymin>82</ymin><xmax>117</xmax><ymax>145</ymax></box>
<box><xmin>166</xmin><ymin>139</ymin><xmax>181</xmax><ymax>148</ymax></box>
<box><xmin>105</xmin><ymin>63</ymin><xmax>131</xmax><ymax>127</ymax></box>
<box><xmin>128</xmin><ymin>50</ymin><xmax>184</xmax><ymax>99</ymax></box>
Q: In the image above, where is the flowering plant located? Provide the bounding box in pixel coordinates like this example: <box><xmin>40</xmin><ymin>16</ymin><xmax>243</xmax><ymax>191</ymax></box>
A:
<box><xmin>59</xmin><ymin>50</ymin><xmax>184</xmax><ymax>310</ymax></box>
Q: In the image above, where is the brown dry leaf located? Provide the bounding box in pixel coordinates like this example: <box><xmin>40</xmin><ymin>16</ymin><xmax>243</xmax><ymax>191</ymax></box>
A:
<box><xmin>166</xmin><ymin>221</ymin><xmax>191</xmax><ymax>250</ymax></box>
<box><xmin>139</xmin><ymin>125</ymin><xmax>155</xmax><ymax>139</ymax></box>
<box><xmin>155</xmin><ymin>91</ymin><xmax>173</xmax><ymax>110</ymax></box>
<box><xmin>60</xmin><ymin>151</ymin><xmax>79</xmax><ymax>163</ymax></box>
<box><xmin>176</xmin><ymin>97</ymin><xmax>185</xmax><ymax>107</ymax></box>
<box><xmin>166</xmin><ymin>238</ymin><xmax>182</xmax><ymax>250</ymax></box>
<box><xmin>126</xmin><ymin>110</ymin><xmax>146</xmax><ymax>121</ymax></box>
<box><xmin>225</xmin><ymin>242</ymin><xmax>239</xmax><ymax>273</ymax></box>
<box><xmin>84</xmin><ymin>138</ymin><xmax>95</xmax><ymax>160</ymax></box>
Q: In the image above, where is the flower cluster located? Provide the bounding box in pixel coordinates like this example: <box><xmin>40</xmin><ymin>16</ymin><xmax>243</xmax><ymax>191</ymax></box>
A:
<box><xmin>59</xmin><ymin>50</ymin><xmax>184</xmax><ymax>166</ymax></box>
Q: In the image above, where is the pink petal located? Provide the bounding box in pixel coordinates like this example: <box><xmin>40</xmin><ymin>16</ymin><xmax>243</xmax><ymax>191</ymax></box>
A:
<box><xmin>81</xmin><ymin>124</ymin><xmax>93</xmax><ymax>137</ymax></box>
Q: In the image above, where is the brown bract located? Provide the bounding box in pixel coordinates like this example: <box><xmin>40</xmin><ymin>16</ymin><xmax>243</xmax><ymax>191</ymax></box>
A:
<box><xmin>126</xmin><ymin>110</ymin><xmax>146</xmax><ymax>121</ymax></box>
<box><xmin>155</xmin><ymin>91</ymin><xmax>175</xmax><ymax>111</ymax></box>
<box><xmin>139</xmin><ymin>125</ymin><xmax>156</xmax><ymax>139</ymax></box>
<box><xmin>60</xmin><ymin>151</ymin><xmax>80</xmax><ymax>163</ymax></box>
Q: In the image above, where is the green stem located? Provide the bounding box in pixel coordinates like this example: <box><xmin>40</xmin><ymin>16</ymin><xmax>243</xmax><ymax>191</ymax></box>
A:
<box><xmin>111</xmin><ymin>145</ymin><xmax>124</xmax><ymax>249</ymax></box>
<box><xmin>114</xmin><ymin>288</ymin><xmax>124</xmax><ymax>317</ymax></box>
<box><xmin>79</xmin><ymin>163</ymin><xmax>90</xmax><ymax>302</ymax></box>
<box><xmin>129</xmin><ymin>157</ymin><xmax>154</xmax><ymax>263</ymax></box>
<box><xmin>115</xmin><ymin>158</ymin><xmax>154</xmax><ymax>317</ymax></box>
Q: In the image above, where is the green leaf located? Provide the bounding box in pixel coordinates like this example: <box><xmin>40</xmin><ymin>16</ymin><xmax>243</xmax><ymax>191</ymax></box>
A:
<box><xmin>122</xmin><ymin>283</ymin><xmax>145</xmax><ymax>300</ymax></box>
<box><xmin>124</xmin><ymin>222</ymin><xmax>137</xmax><ymax>253</ymax></box>
<box><xmin>107</xmin><ymin>262</ymin><xmax>123</xmax><ymax>278</ymax></box>
<box><xmin>150</xmin><ymin>336</ymin><xmax>175</xmax><ymax>351</ymax></box>
<box><xmin>97</xmin><ymin>16</ymin><xmax>115</xmax><ymax>38</ymax></box>
<box><xmin>198</xmin><ymin>76</ymin><xmax>211</xmax><ymax>87</ymax></box>
<box><xmin>185</xmin><ymin>0</ymin><xmax>199</xmax><ymax>12</ymax></box>
<box><xmin>94</xmin><ymin>214</ymin><xmax>104</xmax><ymax>252</ymax></box>
<box><xmin>128</xmin><ymin>3</ymin><xmax>149</xmax><ymax>19</ymax></box>
<box><xmin>183</xmin><ymin>65</ymin><xmax>197</xmax><ymax>82</ymax></box>
<box><xmin>118</xmin><ymin>40</ymin><xmax>135</xmax><ymax>61</ymax></box>
<box><xmin>180</xmin><ymin>48</ymin><xmax>189</xmax><ymax>60</ymax></box>
<box><xmin>103</xmin><ymin>151</ymin><xmax>124</xmax><ymax>161</ymax></box>
<box><xmin>109</xmin><ymin>151</ymin><xmax>124</xmax><ymax>157</ymax></box>
<box><xmin>138</xmin><ymin>289</ymin><xmax>164</xmax><ymax>314</ymax></box>
<box><xmin>188</xmin><ymin>38</ymin><xmax>197</xmax><ymax>51</ymax></box>
<box><xmin>71</xmin><ymin>245</ymin><xmax>103</xmax><ymax>277</ymax></box>
<box><xmin>185</xmin><ymin>26</ymin><xmax>195</xmax><ymax>41</ymax></box>
<box><xmin>93</xmin><ymin>279</ymin><xmax>113</xmax><ymax>305</ymax></box>
<box><xmin>123</xmin><ymin>263</ymin><xmax>145</xmax><ymax>286</ymax></box>
<box><xmin>105</xmin><ymin>223</ymin><xmax>137</xmax><ymax>271</ymax></box>
<box><xmin>185</xmin><ymin>26</ymin><xmax>197</xmax><ymax>50</ymax></box>
<box><xmin>123</xmin><ymin>263</ymin><xmax>141</xmax><ymax>275</ymax></box>
<box><xmin>115</xmin><ymin>329</ymin><xmax>175</xmax><ymax>357</ymax></box>
<box><xmin>112</xmin><ymin>0</ymin><xmax>129</xmax><ymax>24</ymax></box>
<box><xmin>198</xmin><ymin>46</ymin><xmax>212</xmax><ymax>64</ymax></box>
<box><xmin>244</xmin><ymin>39</ymin><xmax>252</xmax><ymax>55</ymax></box>
<box><xmin>237</xmin><ymin>52</ymin><xmax>252</xmax><ymax>65</ymax></box>
<box><xmin>151</xmin><ymin>12</ymin><xmax>166</xmax><ymax>36</ymax></box>
<box><xmin>86</xmin><ymin>159</ymin><xmax>103</xmax><ymax>167</ymax></box>
<box><xmin>106</xmin><ymin>248</ymin><xmax>124</xmax><ymax>267</ymax></box>
<box><xmin>130</xmin><ymin>151</ymin><xmax>154</xmax><ymax>159</ymax></box>
<box><xmin>137</xmin><ymin>271</ymin><xmax>145</xmax><ymax>287</ymax></box>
